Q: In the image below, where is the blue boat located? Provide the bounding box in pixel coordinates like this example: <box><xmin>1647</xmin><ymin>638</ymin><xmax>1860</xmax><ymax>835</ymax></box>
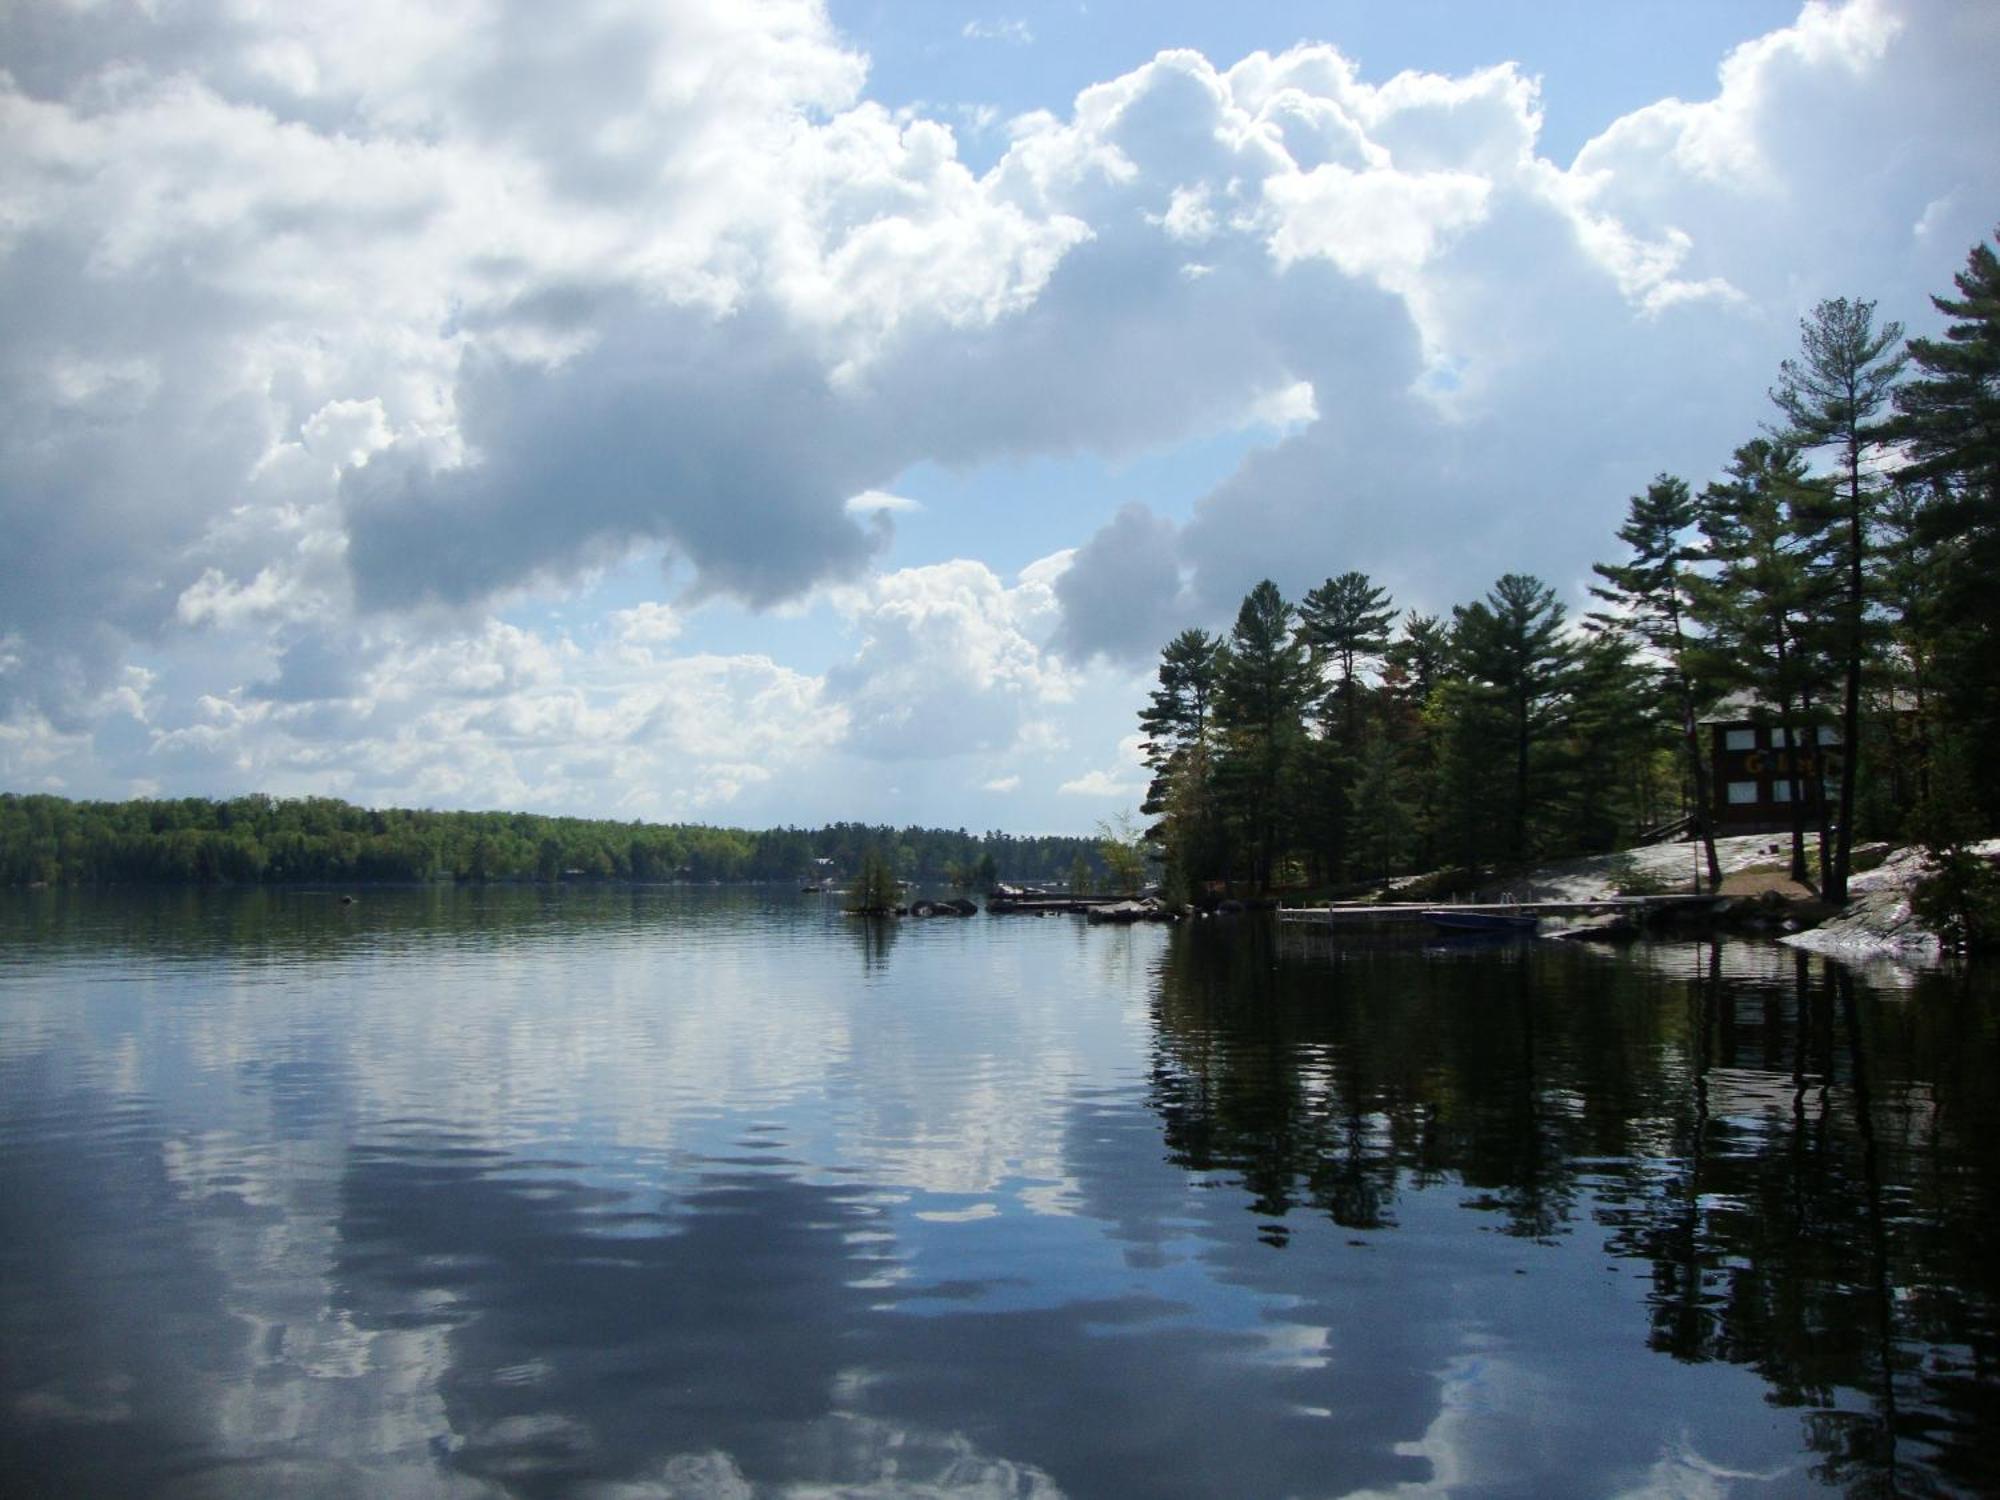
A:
<box><xmin>1420</xmin><ymin>909</ymin><xmax>1539</xmax><ymax>936</ymax></box>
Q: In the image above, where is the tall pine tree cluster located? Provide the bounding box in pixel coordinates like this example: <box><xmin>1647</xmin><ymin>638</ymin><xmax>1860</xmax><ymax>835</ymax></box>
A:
<box><xmin>1137</xmin><ymin>228</ymin><xmax>2000</xmax><ymax>903</ymax></box>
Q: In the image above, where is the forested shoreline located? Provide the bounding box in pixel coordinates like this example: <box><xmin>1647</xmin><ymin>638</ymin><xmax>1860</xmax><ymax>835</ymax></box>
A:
<box><xmin>0</xmin><ymin>792</ymin><xmax>1098</xmax><ymax>889</ymax></box>
<box><xmin>1135</xmin><ymin>230</ymin><xmax>2000</xmax><ymax>917</ymax></box>
<box><xmin>7</xmin><ymin>233</ymin><xmax>1996</xmax><ymax>916</ymax></box>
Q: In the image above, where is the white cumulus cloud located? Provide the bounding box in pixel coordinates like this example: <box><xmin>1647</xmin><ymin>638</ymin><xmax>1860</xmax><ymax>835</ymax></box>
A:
<box><xmin>2</xmin><ymin>0</ymin><xmax>1995</xmax><ymax>826</ymax></box>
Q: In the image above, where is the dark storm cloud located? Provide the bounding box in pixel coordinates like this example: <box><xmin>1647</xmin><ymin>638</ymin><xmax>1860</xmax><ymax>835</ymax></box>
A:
<box><xmin>0</xmin><ymin>232</ymin><xmax>272</xmax><ymax>723</ymax></box>
<box><xmin>342</xmin><ymin>300</ymin><xmax>888</xmax><ymax>613</ymax></box>
<box><xmin>1051</xmin><ymin>502</ymin><xmax>1191</xmax><ymax>665</ymax></box>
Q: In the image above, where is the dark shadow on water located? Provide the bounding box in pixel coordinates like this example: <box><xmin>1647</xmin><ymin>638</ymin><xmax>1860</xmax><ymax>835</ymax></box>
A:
<box><xmin>1145</xmin><ymin>921</ymin><xmax>2000</xmax><ymax>1495</ymax></box>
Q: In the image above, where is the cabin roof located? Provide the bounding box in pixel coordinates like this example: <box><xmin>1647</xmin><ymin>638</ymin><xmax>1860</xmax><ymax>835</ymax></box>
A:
<box><xmin>1697</xmin><ymin>688</ymin><xmax>1917</xmax><ymax>724</ymax></box>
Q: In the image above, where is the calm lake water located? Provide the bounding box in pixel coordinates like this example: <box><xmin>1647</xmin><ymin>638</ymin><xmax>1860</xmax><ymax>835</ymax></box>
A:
<box><xmin>2</xmin><ymin>887</ymin><xmax>1996</xmax><ymax>1498</ymax></box>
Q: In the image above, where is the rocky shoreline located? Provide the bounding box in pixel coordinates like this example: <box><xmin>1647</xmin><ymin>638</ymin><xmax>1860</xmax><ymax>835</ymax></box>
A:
<box><xmin>1469</xmin><ymin>832</ymin><xmax>1999</xmax><ymax>968</ymax></box>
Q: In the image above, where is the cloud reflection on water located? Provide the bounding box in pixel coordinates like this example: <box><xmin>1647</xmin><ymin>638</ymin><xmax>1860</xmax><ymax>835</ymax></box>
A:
<box><xmin>2</xmin><ymin>888</ymin><xmax>1996</xmax><ymax>1495</ymax></box>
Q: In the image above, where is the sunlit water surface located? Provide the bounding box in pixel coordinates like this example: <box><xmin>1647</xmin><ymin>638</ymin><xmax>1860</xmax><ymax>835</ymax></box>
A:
<box><xmin>2</xmin><ymin>886</ymin><xmax>1996</xmax><ymax>1498</ymax></box>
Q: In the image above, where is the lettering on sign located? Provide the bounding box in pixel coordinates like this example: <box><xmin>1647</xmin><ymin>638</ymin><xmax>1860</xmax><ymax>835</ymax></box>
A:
<box><xmin>1737</xmin><ymin>750</ymin><xmax>1829</xmax><ymax>780</ymax></box>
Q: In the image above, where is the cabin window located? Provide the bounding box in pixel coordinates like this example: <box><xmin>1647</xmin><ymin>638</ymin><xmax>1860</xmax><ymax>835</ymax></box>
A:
<box><xmin>1725</xmin><ymin>729</ymin><xmax>1756</xmax><ymax>751</ymax></box>
<box><xmin>1772</xmin><ymin>780</ymin><xmax>1791</xmax><ymax>802</ymax></box>
<box><xmin>1727</xmin><ymin>781</ymin><xmax>1759</xmax><ymax>804</ymax></box>
<box><xmin>1819</xmin><ymin>726</ymin><xmax>1841</xmax><ymax>745</ymax></box>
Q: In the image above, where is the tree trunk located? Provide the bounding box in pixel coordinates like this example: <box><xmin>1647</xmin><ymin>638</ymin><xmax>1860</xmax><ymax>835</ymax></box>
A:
<box><xmin>1677</xmin><ymin>685</ymin><xmax>1721</xmax><ymax>890</ymax></box>
<box><xmin>1663</xmin><ymin>583</ymin><xmax>1721</xmax><ymax>889</ymax></box>
<box><xmin>1829</xmin><ymin>447</ymin><xmax>1866</xmax><ymax>904</ymax></box>
<box><xmin>1513</xmin><ymin>688</ymin><xmax>1530</xmax><ymax>864</ymax></box>
<box><xmin>1797</xmin><ymin>680</ymin><xmax>1834</xmax><ymax>892</ymax></box>
<box><xmin>1774</xmin><ymin>622</ymin><xmax>1810</xmax><ymax>886</ymax></box>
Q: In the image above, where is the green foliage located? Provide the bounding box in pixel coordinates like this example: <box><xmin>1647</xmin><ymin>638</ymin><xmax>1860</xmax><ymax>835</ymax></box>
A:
<box><xmin>1911</xmin><ymin>738</ymin><xmax>2000</xmax><ymax>952</ymax></box>
<box><xmin>1127</xmin><ymin>233</ymin><xmax>2000</xmax><ymax>900</ymax></box>
<box><xmin>1911</xmin><ymin>852</ymin><xmax>2000</xmax><ymax>954</ymax></box>
<box><xmin>1299</xmin><ymin>570</ymin><xmax>1395</xmax><ymax>738</ymax></box>
<box><xmin>1384</xmin><ymin>611</ymin><xmax>1450</xmax><ymax>870</ymax></box>
<box><xmin>1096</xmin><ymin>812</ymin><xmax>1147</xmax><ymax>896</ymax></box>
<box><xmin>0</xmin><ymin>794</ymin><xmax>1101</xmax><ymax>890</ymax></box>
<box><xmin>1692</xmin><ymin>440</ymin><xmax>1831</xmax><ymax>712</ymax></box>
<box><xmin>1156</xmin><ymin>739</ymin><xmax>1227</xmax><ymax>891</ymax></box>
<box><xmin>1291</xmin><ymin>571</ymin><xmax>1398</xmax><ymax>886</ymax></box>
<box><xmin>1588</xmin><ymin>472</ymin><xmax>1721</xmax><ymax>881</ymax></box>
<box><xmin>1896</xmin><ymin>228</ymin><xmax>2000</xmax><ymax>827</ymax></box>
<box><xmin>1769</xmin><ymin>295</ymin><xmax>1908</xmax><ymax>901</ymax></box>
<box><xmin>1142</xmin><ymin>569</ymin><xmax>1688</xmax><ymax>893</ymax></box>
<box><xmin>1214</xmin><ymin>581</ymin><xmax>1311</xmax><ymax>892</ymax></box>
<box><xmin>850</xmin><ymin>848</ymin><xmax>902</xmax><ymax>915</ymax></box>
<box><xmin>1606</xmin><ymin>856</ymin><xmax>1672</xmax><ymax>899</ymax></box>
<box><xmin>1451</xmin><ymin>574</ymin><xmax>1575</xmax><ymax>864</ymax></box>
<box><xmin>1346</xmin><ymin>734</ymin><xmax>1415</xmax><ymax>882</ymax></box>
<box><xmin>1692</xmin><ymin>438</ymin><xmax>1835</xmax><ymax>883</ymax></box>
<box><xmin>1589</xmin><ymin>472</ymin><xmax>1700</xmax><ymax>661</ymax></box>
<box><xmin>1139</xmin><ymin>630</ymin><xmax>1224</xmax><ymax>774</ymax></box>
<box><xmin>1138</xmin><ymin>628</ymin><xmax>1225</xmax><ymax>864</ymax></box>
<box><xmin>1068</xmin><ymin>852</ymin><xmax>1094</xmax><ymax>897</ymax></box>
<box><xmin>1564</xmin><ymin>632</ymin><xmax>1677</xmax><ymax>857</ymax></box>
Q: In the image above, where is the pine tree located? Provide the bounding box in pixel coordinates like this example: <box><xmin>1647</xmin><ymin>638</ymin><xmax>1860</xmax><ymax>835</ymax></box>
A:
<box><xmin>1214</xmin><ymin>581</ymin><xmax>1311</xmax><ymax>892</ymax></box>
<box><xmin>1432</xmin><ymin>674</ymin><xmax>1511</xmax><ymax>870</ymax></box>
<box><xmin>1565</xmin><ymin>631</ymin><xmax>1673</xmax><ymax>856</ymax></box>
<box><xmin>1588</xmin><ymin>473</ymin><xmax>1721</xmax><ymax>888</ymax></box>
<box><xmin>1770</xmin><ymin>297</ymin><xmax>1907</xmax><ymax>901</ymax></box>
<box><xmin>1137</xmin><ymin>628</ymin><xmax>1227</xmax><ymax>887</ymax></box>
<box><xmin>1299</xmin><ymin>571</ymin><xmax>1397</xmax><ymax>745</ymax></box>
<box><xmin>1387</xmin><ymin>612</ymin><xmax>1450</xmax><ymax>703</ymax></box>
<box><xmin>852</xmin><ymin>848</ymin><xmax>901</xmax><ymax>915</ymax></box>
<box><xmin>1693</xmin><ymin>439</ymin><xmax>1838</xmax><ymax>885</ymax></box>
<box><xmin>1385</xmin><ymin>612</ymin><xmax>1454</xmax><ymax>870</ymax></box>
<box><xmin>1895</xmin><ymin>229</ymin><xmax>2000</xmax><ymax>828</ymax></box>
<box><xmin>1346</xmin><ymin>731</ymin><xmax>1416</xmax><ymax>882</ymax></box>
<box><xmin>1138</xmin><ymin>629</ymin><xmax>1223</xmax><ymax>824</ymax></box>
<box><xmin>1452</xmin><ymin>574</ymin><xmax>1574</xmax><ymax>864</ymax></box>
<box><xmin>1294</xmin><ymin>572</ymin><xmax>1397</xmax><ymax>884</ymax></box>
<box><xmin>1871</xmin><ymin>478</ymin><xmax>1948</xmax><ymax>828</ymax></box>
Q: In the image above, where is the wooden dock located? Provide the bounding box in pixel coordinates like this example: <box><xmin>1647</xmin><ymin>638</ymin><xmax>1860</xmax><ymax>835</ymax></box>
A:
<box><xmin>986</xmin><ymin>893</ymin><xmax>1127</xmax><ymax>915</ymax></box>
<box><xmin>1278</xmin><ymin>894</ymin><xmax>1725</xmax><ymax>926</ymax></box>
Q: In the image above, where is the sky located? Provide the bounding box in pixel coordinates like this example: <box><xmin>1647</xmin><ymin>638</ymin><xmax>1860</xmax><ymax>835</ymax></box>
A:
<box><xmin>2</xmin><ymin>0</ymin><xmax>1996</xmax><ymax>835</ymax></box>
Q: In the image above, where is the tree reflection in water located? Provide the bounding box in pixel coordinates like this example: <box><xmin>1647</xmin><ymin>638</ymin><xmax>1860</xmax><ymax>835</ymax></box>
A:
<box><xmin>1147</xmin><ymin>924</ymin><xmax>2000</xmax><ymax>1495</ymax></box>
<box><xmin>846</xmin><ymin>911</ymin><xmax>900</xmax><ymax>972</ymax></box>
<box><xmin>5</xmin><ymin>889</ymin><xmax>1997</xmax><ymax>1496</ymax></box>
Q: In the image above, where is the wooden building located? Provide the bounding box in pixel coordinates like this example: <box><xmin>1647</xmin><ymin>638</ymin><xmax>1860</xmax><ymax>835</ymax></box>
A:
<box><xmin>1707</xmin><ymin>717</ymin><xmax>1841</xmax><ymax>831</ymax></box>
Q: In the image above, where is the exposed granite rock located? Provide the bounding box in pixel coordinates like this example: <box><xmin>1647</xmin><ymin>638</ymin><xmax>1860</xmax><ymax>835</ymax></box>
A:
<box><xmin>1782</xmin><ymin>839</ymin><xmax>2000</xmax><ymax>964</ymax></box>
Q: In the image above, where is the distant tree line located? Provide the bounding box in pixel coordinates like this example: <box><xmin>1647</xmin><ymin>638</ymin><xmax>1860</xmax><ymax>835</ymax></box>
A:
<box><xmin>1139</xmin><ymin>227</ymin><xmax>2000</xmax><ymax>912</ymax></box>
<box><xmin>0</xmin><ymin>793</ymin><xmax>1102</xmax><ymax>890</ymax></box>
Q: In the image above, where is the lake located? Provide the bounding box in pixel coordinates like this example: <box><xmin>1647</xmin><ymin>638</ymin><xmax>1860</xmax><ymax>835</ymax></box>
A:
<box><xmin>2</xmin><ymin>886</ymin><xmax>1996</xmax><ymax>1497</ymax></box>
